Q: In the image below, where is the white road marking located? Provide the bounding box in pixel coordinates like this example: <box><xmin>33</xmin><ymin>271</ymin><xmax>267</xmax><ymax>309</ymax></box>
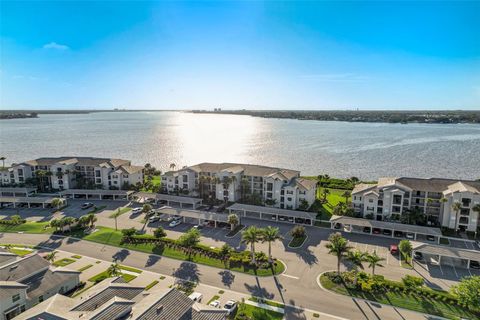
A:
<box><xmin>281</xmin><ymin>274</ymin><xmax>300</xmax><ymax>280</ymax></box>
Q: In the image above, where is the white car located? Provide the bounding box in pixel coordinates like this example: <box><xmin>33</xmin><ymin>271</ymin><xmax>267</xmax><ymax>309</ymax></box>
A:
<box><xmin>188</xmin><ymin>292</ymin><xmax>203</xmax><ymax>302</ymax></box>
<box><xmin>223</xmin><ymin>300</ymin><xmax>237</xmax><ymax>315</ymax></box>
<box><xmin>169</xmin><ymin>219</ymin><xmax>182</xmax><ymax>227</ymax></box>
<box><xmin>131</xmin><ymin>207</ymin><xmax>142</xmax><ymax>214</ymax></box>
<box><xmin>148</xmin><ymin>216</ymin><xmax>160</xmax><ymax>222</ymax></box>
<box><xmin>209</xmin><ymin>300</ymin><xmax>220</xmax><ymax>308</ymax></box>
<box><xmin>405</xmin><ymin>233</ymin><xmax>415</xmax><ymax>239</ymax></box>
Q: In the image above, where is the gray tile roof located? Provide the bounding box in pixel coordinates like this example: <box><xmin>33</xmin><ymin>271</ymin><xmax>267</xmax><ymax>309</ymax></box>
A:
<box><xmin>0</xmin><ymin>281</ymin><xmax>28</xmax><ymax>299</ymax></box>
<box><xmin>0</xmin><ymin>254</ymin><xmax>49</xmax><ymax>282</ymax></box>
<box><xmin>22</xmin><ymin>157</ymin><xmax>131</xmax><ymax>168</ymax></box>
<box><xmin>187</xmin><ymin>162</ymin><xmax>299</xmax><ymax>179</ymax></box>
<box><xmin>23</xmin><ymin>268</ymin><xmax>80</xmax><ymax>300</ymax></box>
<box><xmin>88</xmin><ymin>297</ymin><xmax>135</xmax><ymax>320</ymax></box>
<box><xmin>72</xmin><ymin>286</ymin><xmax>143</xmax><ymax>312</ymax></box>
<box><xmin>396</xmin><ymin>177</ymin><xmax>480</xmax><ymax>193</ymax></box>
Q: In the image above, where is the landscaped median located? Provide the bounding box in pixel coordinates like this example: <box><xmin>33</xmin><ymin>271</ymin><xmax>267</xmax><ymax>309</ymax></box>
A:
<box><xmin>319</xmin><ymin>271</ymin><xmax>480</xmax><ymax>320</ymax></box>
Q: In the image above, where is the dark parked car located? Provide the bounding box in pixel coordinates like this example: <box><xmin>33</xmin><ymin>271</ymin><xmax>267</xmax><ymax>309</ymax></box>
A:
<box><xmin>363</xmin><ymin>227</ymin><xmax>371</xmax><ymax>233</ymax></box>
<box><xmin>413</xmin><ymin>252</ymin><xmax>423</xmax><ymax>260</ymax></box>
<box><xmin>372</xmin><ymin>228</ymin><xmax>381</xmax><ymax>234</ymax></box>
<box><xmin>394</xmin><ymin>231</ymin><xmax>403</xmax><ymax>237</ymax></box>
<box><xmin>334</xmin><ymin>223</ymin><xmax>341</xmax><ymax>229</ymax></box>
<box><xmin>382</xmin><ymin>229</ymin><xmax>392</xmax><ymax>236</ymax></box>
<box><xmin>470</xmin><ymin>261</ymin><xmax>480</xmax><ymax>269</ymax></box>
<box><xmin>426</xmin><ymin>235</ymin><xmax>436</xmax><ymax>242</ymax></box>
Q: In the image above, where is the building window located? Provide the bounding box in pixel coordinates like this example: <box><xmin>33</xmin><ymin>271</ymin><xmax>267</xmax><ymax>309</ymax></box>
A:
<box><xmin>461</xmin><ymin>198</ymin><xmax>471</xmax><ymax>207</ymax></box>
<box><xmin>369</xmin><ymin>199</ymin><xmax>373</xmax><ymax>203</ymax></box>
<box><xmin>267</xmin><ymin>183</ymin><xmax>273</xmax><ymax>191</ymax></box>
<box><xmin>95</xmin><ymin>170</ymin><xmax>101</xmax><ymax>177</ymax></box>
<box><xmin>12</xmin><ymin>294</ymin><xmax>20</xmax><ymax>302</ymax></box>
<box><xmin>38</xmin><ymin>295</ymin><xmax>44</xmax><ymax>303</ymax></box>
<box><xmin>18</xmin><ymin>169</ymin><xmax>24</xmax><ymax>176</ymax></box>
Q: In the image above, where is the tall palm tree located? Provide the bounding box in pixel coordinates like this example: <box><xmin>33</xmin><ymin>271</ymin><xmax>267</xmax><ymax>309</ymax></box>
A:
<box><xmin>0</xmin><ymin>156</ymin><xmax>5</xmax><ymax>168</ymax></box>
<box><xmin>112</xmin><ymin>208</ymin><xmax>121</xmax><ymax>231</ymax></box>
<box><xmin>342</xmin><ymin>190</ymin><xmax>351</xmax><ymax>204</ymax></box>
<box><xmin>227</xmin><ymin>214</ymin><xmax>239</xmax><ymax>231</ymax></box>
<box><xmin>365</xmin><ymin>250</ymin><xmax>385</xmax><ymax>275</ymax></box>
<box><xmin>241</xmin><ymin>226</ymin><xmax>263</xmax><ymax>265</ymax></box>
<box><xmin>322</xmin><ymin>188</ymin><xmax>330</xmax><ymax>202</ymax></box>
<box><xmin>107</xmin><ymin>260</ymin><xmax>121</xmax><ymax>277</ymax></box>
<box><xmin>87</xmin><ymin>213</ymin><xmax>97</xmax><ymax>228</ymax></box>
<box><xmin>346</xmin><ymin>250</ymin><xmax>366</xmax><ymax>284</ymax></box>
<box><xmin>262</xmin><ymin>226</ymin><xmax>283</xmax><ymax>261</ymax></box>
<box><xmin>51</xmin><ymin>198</ymin><xmax>63</xmax><ymax>210</ymax></box>
<box><xmin>325</xmin><ymin>232</ymin><xmax>352</xmax><ymax>276</ymax></box>
<box><xmin>452</xmin><ymin>201</ymin><xmax>462</xmax><ymax>232</ymax></box>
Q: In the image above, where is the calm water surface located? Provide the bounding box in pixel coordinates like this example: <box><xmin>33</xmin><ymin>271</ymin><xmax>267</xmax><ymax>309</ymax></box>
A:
<box><xmin>1</xmin><ymin>111</ymin><xmax>479</xmax><ymax>180</ymax></box>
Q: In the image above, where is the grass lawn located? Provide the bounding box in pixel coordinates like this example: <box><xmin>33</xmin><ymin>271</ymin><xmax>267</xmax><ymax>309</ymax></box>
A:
<box><xmin>234</xmin><ymin>303</ymin><xmax>284</xmax><ymax>320</ymax></box>
<box><xmin>88</xmin><ymin>270</ymin><xmax>137</xmax><ymax>283</ymax></box>
<box><xmin>207</xmin><ymin>295</ymin><xmax>220</xmax><ymax>304</ymax></box>
<box><xmin>53</xmin><ymin>258</ymin><xmax>76</xmax><ymax>267</ymax></box>
<box><xmin>315</xmin><ymin>188</ymin><xmax>346</xmax><ymax>220</ymax></box>
<box><xmin>248</xmin><ymin>297</ymin><xmax>284</xmax><ymax>308</ymax></box>
<box><xmin>288</xmin><ymin>235</ymin><xmax>307</xmax><ymax>248</ymax></box>
<box><xmin>0</xmin><ymin>221</ymin><xmax>52</xmax><ymax>233</ymax></box>
<box><xmin>79</xmin><ymin>227</ymin><xmax>285</xmax><ymax>276</ymax></box>
<box><xmin>145</xmin><ymin>280</ymin><xmax>159</xmax><ymax>291</ymax></box>
<box><xmin>109</xmin><ymin>207</ymin><xmax>131</xmax><ymax>218</ymax></box>
<box><xmin>119</xmin><ymin>265</ymin><xmax>142</xmax><ymax>273</ymax></box>
<box><xmin>77</xmin><ymin>264</ymin><xmax>93</xmax><ymax>272</ymax></box>
<box><xmin>71</xmin><ymin>255</ymin><xmax>82</xmax><ymax>259</ymax></box>
<box><xmin>320</xmin><ymin>273</ymin><xmax>479</xmax><ymax>320</ymax></box>
<box><xmin>141</xmin><ymin>175</ymin><xmax>161</xmax><ymax>191</ymax></box>
<box><xmin>7</xmin><ymin>247</ymin><xmax>33</xmax><ymax>256</ymax></box>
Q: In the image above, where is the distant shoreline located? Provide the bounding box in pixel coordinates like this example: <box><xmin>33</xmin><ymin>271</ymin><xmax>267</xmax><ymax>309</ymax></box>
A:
<box><xmin>190</xmin><ymin>110</ymin><xmax>480</xmax><ymax>124</ymax></box>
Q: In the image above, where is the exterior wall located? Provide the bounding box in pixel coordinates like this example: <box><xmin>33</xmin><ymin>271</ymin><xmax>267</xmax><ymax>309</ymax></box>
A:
<box><xmin>0</xmin><ymin>288</ymin><xmax>27</xmax><ymax>320</ymax></box>
<box><xmin>441</xmin><ymin>192</ymin><xmax>480</xmax><ymax>231</ymax></box>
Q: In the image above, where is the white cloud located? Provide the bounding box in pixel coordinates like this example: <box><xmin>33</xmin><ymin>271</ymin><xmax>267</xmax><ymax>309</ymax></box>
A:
<box><xmin>43</xmin><ymin>42</ymin><xmax>70</xmax><ymax>50</ymax></box>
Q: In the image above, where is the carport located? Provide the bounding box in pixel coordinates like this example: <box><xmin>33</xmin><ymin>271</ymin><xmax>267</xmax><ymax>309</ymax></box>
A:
<box><xmin>157</xmin><ymin>207</ymin><xmax>229</xmax><ymax>226</ymax></box>
<box><xmin>134</xmin><ymin>192</ymin><xmax>203</xmax><ymax>209</ymax></box>
<box><xmin>413</xmin><ymin>243</ymin><xmax>480</xmax><ymax>269</ymax></box>
<box><xmin>329</xmin><ymin>215</ymin><xmax>443</xmax><ymax>243</ymax></box>
<box><xmin>0</xmin><ymin>187</ymin><xmax>37</xmax><ymax>197</ymax></box>
<box><xmin>59</xmin><ymin>189</ymin><xmax>134</xmax><ymax>201</ymax></box>
<box><xmin>227</xmin><ymin>203</ymin><xmax>315</xmax><ymax>226</ymax></box>
<box><xmin>0</xmin><ymin>196</ymin><xmax>66</xmax><ymax>208</ymax></box>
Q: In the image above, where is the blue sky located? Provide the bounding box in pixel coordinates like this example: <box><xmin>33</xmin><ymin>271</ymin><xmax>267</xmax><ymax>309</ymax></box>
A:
<box><xmin>1</xmin><ymin>1</ymin><xmax>479</xmax><ymax>110</ymax></box>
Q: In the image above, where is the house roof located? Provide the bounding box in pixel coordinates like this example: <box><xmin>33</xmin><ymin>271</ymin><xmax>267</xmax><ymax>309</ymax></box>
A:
<box><xmin>396</xmin><ymin>177</ymin><xmax>480</xmax><ymax>193</ymax></box>
<box><xmin>295</xmin><ymin>178</ymin><xmax>317</xmax><ymax>191</ymax></box>
<box><xmin>444</xmin><ymin>181</ymin><xmax>480</xmax><ymax>195</ymax></box>
<box><xmin>413</xmin><ymin>243</ymin><xmax>480</xmax><ymax>261</ymax></box>
<box><xmin>0</xmin><ymin>254</ymin><xmax>49</xmax><ymax>282</ymax></box>
<box><xmin>72</xmin><ymin>283</ymin><xmax>144</xmax><ymax>312</ymax></box>
<box><xmin>88</xmin><ymin>297</ymin><xmax>135</xmax><ymax>320</ymax></box>
<box><xmin>23</xmin><ymin>268</ymin><xmax>80</xmax><ymax>300</ymax></box>
<box><xmin>117</xmin><ymin>165</ymin><xmax>144</xmax><ymax>174</ymax></box>
<box><xmin>186</xmin><ymin>162</ymin><xmax>299</xmax><ymax>179</ymax></box>
<box><xmin>21</xmin><ymin>157</ymin><xmax>131</xmax><ymax>169</ymax></box>
<box><xmin>0</xmin><ymin>281</ymin><xmax>28</xmax><ymax>299</ymax></box>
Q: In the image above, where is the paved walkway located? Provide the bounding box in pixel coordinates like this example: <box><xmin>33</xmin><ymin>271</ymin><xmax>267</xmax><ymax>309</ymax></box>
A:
<box><xmin>0</xmin><ymin>232</ymin><xmax>443</xmax><ymax>320</ymax></box>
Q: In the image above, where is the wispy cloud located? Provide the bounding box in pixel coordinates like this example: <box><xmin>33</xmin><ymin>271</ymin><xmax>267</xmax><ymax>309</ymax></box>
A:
<box><xmin>43</xmin><ymin>42</ymin><xmax>70</xmax><ymax>50</ymax></box>
<box><xmin>300</xmin><ymin>73</ymin><xmax>370</xmax><ymax>82</ymax></box>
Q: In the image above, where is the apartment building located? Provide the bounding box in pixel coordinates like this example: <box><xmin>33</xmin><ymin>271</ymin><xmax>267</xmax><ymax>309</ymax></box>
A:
<box><xmin>18</xmin><ymin>278</ymin><xmax>227</xmax><ymax>320</ymax></box>
<box><xmin>0</xmin><ymin>157</ymin><xmax>143</xmax><ymax>191</ymax></box>
<box><xmin>351</xmin><ymin>177</ymin><xmax>480</xmax><ymax>231</ymax></box>
<box><xmin>161</xmin><ymin>162</ymin><xmax>317</xmax><ymax>210</ymax></box>
<box><xmin>0</xmin><ymin>250</ymin><xmax>80</xmax><ymax>320</ymax></box>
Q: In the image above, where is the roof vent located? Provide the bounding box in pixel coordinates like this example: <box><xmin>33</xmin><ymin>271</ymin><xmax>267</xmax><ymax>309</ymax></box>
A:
<box><xmin>156</xmin><ymin>305</ymin><xmax>164</xmax><ymax>313</ymax></box>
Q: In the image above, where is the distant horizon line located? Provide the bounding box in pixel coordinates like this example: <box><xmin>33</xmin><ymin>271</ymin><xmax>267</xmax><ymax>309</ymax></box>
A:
<box><xmin>1</xmin><ymin>108</ymin><xmax>479</xmax><ymax>112</ymax></box>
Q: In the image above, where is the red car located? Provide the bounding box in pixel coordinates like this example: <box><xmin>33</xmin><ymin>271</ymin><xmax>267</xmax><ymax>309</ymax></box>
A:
<box><xmin>390</xmin><ymin>244</ymin><xmax>398</xmax><ymax>254</ymax></box>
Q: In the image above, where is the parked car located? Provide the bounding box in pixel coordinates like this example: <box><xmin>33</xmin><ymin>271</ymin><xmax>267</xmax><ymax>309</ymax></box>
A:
<box><xmin>405</xmin><ymin>233</ymin><xmax>415</xmax><ymax>239</ymax></box>
<box><xmin>209</xmin><ymin>300</ymin><xmax>220</xmax><ymax>308</ymax></box>
<box><xmin>223</xmin><ymin>300</ymin><xmax>237</xmax><ymax>315</ymax></box>
<box><xmin>131</xmin><ymin>207</ymin><xmax>142</xmax><ymax>214</ymax></box>
<box><xmin>470</xmin><ymin>261</ymin><xmax>480</xmax><ymax>269</ymax></box>
<box><xmin>394</xmin><ymin>231</ymin><xmax>403</xmax><ymax>237</ymax></box>
<box><xmin>390</xmin><ymin>244</ymin><xmax>398</xmax><ymax>254</ymax></box>
<box><xmin>413</xmin><ymin>251</ymin><xmax>423</xmax><ymax>260</ymax></box>
<box><xmin>193</xmin><ymin>224</ymin><xmax>203</xmax><ymax>230</ymax></box>
<box><xmin>362</xmin><ymin>227</ymin><xmax>371</xmax><ymax>233</ymax></box>
<box><xmin>188</xmin><ymin>292</ymin><xmax>203</xmax><ymax>302</ymax></box>
<box><xmin>148</xmin><ymin>216</ymin><xmax>160</xmax><ymax>223</ymax></box>
<box><xmin>334</xmin><ymin>223</ymin><xmax>341</xmax><ymax>230</ymax></box>
<box><xmin>81</xmin><ymin>202</ymin><xmax>94</xmax><ymax>210</ymax></box>
<box><xmin>372</xmin><ymin>228</ymin><xmax>381</xmax><ymax>234</ymax></box>
<box><xmin>169</xmin><ymin>220</ymin><xmax>182</xmax><ymax>228</ymax></box>
<box><xmin>426</xmin><ymin>235</ymin><xmax>436</xmax><ymax>242</ymax></box>
<box><xmin>382</xmin><ymin>229</ymin><xmax>392</xmax><ymax>236</ymax></box>
<box><xmin>271</xmin><ymin>215</ymin><xmax>277</xmax><ymax>220</ymax></box>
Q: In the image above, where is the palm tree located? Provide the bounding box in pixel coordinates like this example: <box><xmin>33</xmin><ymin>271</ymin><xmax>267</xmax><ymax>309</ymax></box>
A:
<box><xmin>50</xmin><ymin>219</ymin><xmax>60</xmax><ymax>231</ymax></box>
<box><xmin>346</xmin><ymin>250</ymin><xmax>366</xmax><ymax>284</ymax></box>
<box><xmin>45</xmin><ymin>251</ymin><xmax>57</xmax><ymax>262</ymax></box>
<box><xmin>51</xmin><ymin>198</ymin><xmax>63</xmax><ymax>210</ymax></box>
<box><xmin>365</xmin><ymin>250</ymin><xmax>385</xmax><ymax>275</ymax></box>
<box><xmin>87</xmin><ymin>213</ymin><xmax>97</xmax><ymax>228</ymax></box>
<box><xmin>452</xmin><ymin>201</ymin><xmax>462</xmax><ymax>232</ymax></box>
<box><xmin>107</xmin><ymin>260</ymin><xmax>121</xmax><ymax>277</ymax></box>
<box><xmin>342</xmin><ymin>190</ymin><xmax>351</xmax><ymax>203</ymax></box>
<box><xmin>142</xmin><ymin>203</ymin><xmax>153</xmax><ymax>218</ymax></box>
<box><xmin>169</xmin><ymin>163</ymin><xmax>176</xmax><ymax>170</ymax></box>
<box><xmin>322</xmin><ymin>188</ymin><xmax>330</xmax><ymax>202</ymax></box>
<box><xmin>241</xmin><ymin>226</ymin><xmax>263</xmax><ymax>265</ymax></box>
<box><xmin>325</xmin><ymin>232</ymin><xmax>352</xmax><ymax>276</ymax></box>
<box><xmin>78</xmin><ymin>215</ymin><xmax>90</xmax><ymax>228</ymax></box>
<box><xmin>262</xmin><ymin>226</ymin><xmax>283</xmax><ymax>261</ymax></box>
<box><xmin>0</xmin><ymin>156</ymin><xmax>5</xmax><ymax>168</ymax></box>
<box><xmin>399</xmin><ymin>239</ymin><xmax>413</xmax><ymax>264</ymax></box>
<box><xmin>227</xmin><ymin>214</ymin><xmax>239</xmax><ymax>231</ymax></box>
<box><xmin>112</xmin><ymin>209</ymin><xmax>121</xmax><ymax>231</ymax></box>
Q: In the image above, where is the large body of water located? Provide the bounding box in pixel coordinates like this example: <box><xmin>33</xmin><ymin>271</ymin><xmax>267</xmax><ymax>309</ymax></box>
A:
<box><xmin>1</xmin><ymin>111</ymin><xmax>479</xmax><ymax>180</ymax></box>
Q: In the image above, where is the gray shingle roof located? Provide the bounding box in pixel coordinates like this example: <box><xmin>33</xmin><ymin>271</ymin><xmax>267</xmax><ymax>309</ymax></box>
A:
<box><xmin>0</xmin><ymin>254</ymin><xmax>49</xmax><ymax>282</ymax></box>
<box><xmin>23</xmin><ymin>268</ymin><xmax>80</xmax><ymax>300</ymax></box>
<box><xmin>396</xmin><ymin>177</ymin><xmax>480</xmax><ymax>193</ymax></box>
<box><xmin>88</xmin><ymin>297</ymin><xmax>135</xmax><ymax>320</ymax></box>
<box><xmin>72</xmin><ymin>286</ymin><xmax>143</xmax><ymax>312</ymax></box>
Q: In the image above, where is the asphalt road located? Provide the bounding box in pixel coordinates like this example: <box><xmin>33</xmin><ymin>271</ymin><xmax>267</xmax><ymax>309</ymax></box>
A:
<box><xmin>0</xmin><ymin>232</ymin><xmax>448</xmax><ymax>320</ymax></box>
